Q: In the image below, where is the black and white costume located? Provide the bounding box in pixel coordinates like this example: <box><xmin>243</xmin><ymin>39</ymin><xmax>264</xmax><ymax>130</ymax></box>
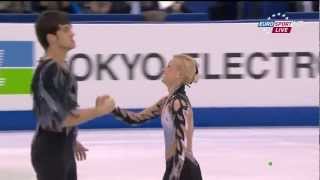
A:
<box><xmin>31</xmin><ymin>59</ymin><xmax>78</xmax><ymax>180</ymax></box>
<box><xmin>113</xmin><ymin>85</ymin><xmax>202</xmax><ymax>180</ymax></box>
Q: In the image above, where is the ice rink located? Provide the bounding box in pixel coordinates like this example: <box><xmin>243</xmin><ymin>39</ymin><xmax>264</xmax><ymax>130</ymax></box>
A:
<box><xmin>0</xmin><ymin>127</ymin><xmax>318</xmax><ymax>180</ymax></box>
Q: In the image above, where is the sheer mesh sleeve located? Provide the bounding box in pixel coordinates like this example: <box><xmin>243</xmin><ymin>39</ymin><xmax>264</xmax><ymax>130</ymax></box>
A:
<box><xmin>113</xmin><ymin>97</ymin><xmax>167</xmax><ymax>125</ymax></box>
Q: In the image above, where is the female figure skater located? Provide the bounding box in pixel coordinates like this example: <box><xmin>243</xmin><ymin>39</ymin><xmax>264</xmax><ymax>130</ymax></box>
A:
<box><xmin>113</xmin><ymin>54</ymin><xmax>203</xmax><ymax>180</ymax></box>
<box><xmin>31</xmin><ymin>10</ymin><xmax>115</xmax><ymax>180</ymax></box>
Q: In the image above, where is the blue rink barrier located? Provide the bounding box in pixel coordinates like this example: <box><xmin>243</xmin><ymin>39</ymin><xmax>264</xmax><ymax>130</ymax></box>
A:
<box><xmin>0</xmin><ymin>14</ymin><xmax>145</xmax><ymax>23</ymax></box>
<box><xmin>0</xmin><ymin>106</ymin><xmax>318</xmax><ymax>130</ymax></box>
<box><xmin>0</xmin><ymin>16</ymin><xmax>318</xmax><ymax>131</ymax></box>
<box><xmin>0</xmin><ymin>12</ymin><xmax>316</xmax><ymax>24</ymax></box>
<box><xmin>286</xmin><ymin>12</ymin><xmax>319</xmax><ymax>20</ymax></box>
<box><xmin>0</xmin><ymin>13</ymin><xmax>209</xmax><ymax>23</ymax></box>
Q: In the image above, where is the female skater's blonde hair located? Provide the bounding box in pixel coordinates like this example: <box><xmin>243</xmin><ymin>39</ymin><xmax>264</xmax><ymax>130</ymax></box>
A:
<box><xmin>173</xmin><ymin>54</ymin><xmax>199</xmax><ymax>85</ymax></box>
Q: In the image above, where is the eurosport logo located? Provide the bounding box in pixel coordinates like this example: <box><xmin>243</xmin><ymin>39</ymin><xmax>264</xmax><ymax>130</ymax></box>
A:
<box><xmin>258</xmin><ymin>12</ymin><xmax>297</xmax><ymax>34</ymax></box>
<box><xmin>0</xmin><ymin>41</ymin><xmax>34</xmax><ymax>94</ymax></box>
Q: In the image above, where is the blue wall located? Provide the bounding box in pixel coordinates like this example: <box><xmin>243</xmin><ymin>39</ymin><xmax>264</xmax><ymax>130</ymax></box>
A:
<box><xmin>0</xmin><ymin>106</ymin><xmax>318</xmax><ymax>130</ymax></box>
<box><xmin>0</xmin><ymin>14</ymin><xmax>318</xmax><ymax>130</ymax></box>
